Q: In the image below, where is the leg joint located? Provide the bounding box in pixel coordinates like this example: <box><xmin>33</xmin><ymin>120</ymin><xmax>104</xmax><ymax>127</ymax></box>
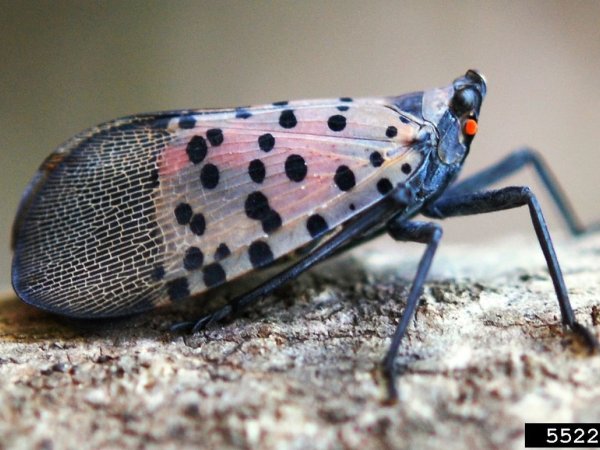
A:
<box><xmin>387</xmin><ymin>220</ymin><xmax>443</xmax><ymax>244</ymax></box>
<box><xmin>512</xmin><ymin>147</ymin><xmax>541</xmax><ymax>163</ymax></box>
<box><xmin>519</xmin><ymin>185</ymin><xmax>534</xmax><ymax>198</ymax></box>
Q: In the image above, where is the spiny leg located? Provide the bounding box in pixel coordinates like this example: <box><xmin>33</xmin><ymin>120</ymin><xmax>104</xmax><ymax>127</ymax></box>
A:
<box><xmin>334</xmin><ymin>147</ymin><xmax>595</xmax><ymax>260</ymax></box>
<box><xmin>424</xmin><ymin>186</ymin><xmax>599</xmax><ymax>350</ymax></box>
<box><xmin>344</xmin><ymin>148</ymin><xmax>596</xmax><ymax>258</ymax></box>
<box><xmin>172</xmin><ymin>187</ymin><xmax>413</xmax><ymax>333</ymax></box>
<box><xmin>382</xmin><ymin>220</ymin><xmax>443</xmax><ymax>400</ymax></box>
<box><xmin>446</xmin><ymin>148</ymin><xmax>598</xmax><ymax>235</ymax></box>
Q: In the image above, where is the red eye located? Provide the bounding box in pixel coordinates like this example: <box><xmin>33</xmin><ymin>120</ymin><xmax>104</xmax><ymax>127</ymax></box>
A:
<box><xmin>463</xmin><ymin>118</ymin><xmax>478</xmax><ymax>136</ymax></box>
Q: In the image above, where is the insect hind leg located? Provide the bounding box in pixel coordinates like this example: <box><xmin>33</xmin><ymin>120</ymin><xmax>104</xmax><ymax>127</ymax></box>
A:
<box><xmin>423</xmin><ymin>186</ymin><xmax>599</xmax><ymax>351</ymax></box>
<box><xmin>446</xmin><ymin>148</ymin><xmax>598</xmax><ymax>235</ymax></box>
<box><xmin>382</xmin><ymin>220</ymin><xmax>443</xmax><ymax>400</ymax></box>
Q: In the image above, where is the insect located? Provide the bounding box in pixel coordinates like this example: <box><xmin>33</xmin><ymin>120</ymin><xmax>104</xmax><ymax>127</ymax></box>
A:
<box><xmin>12</xmin><ymin>70</ymin><xmax>598</xmax><ymax>398</ymax></box>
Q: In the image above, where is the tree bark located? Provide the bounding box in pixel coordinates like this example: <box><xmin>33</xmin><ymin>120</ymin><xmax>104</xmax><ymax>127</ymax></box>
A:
<box><xmin>1</xmin><ymin>232</ymin><xmax>599</xmax><ymax>449</ymax></box>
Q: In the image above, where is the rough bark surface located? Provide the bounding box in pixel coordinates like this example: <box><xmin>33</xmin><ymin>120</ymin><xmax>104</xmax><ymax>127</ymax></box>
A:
<box><xmin>1</xmin><ymin>232</ymin><xmax>599</xmax><ymax>450</ymax></box>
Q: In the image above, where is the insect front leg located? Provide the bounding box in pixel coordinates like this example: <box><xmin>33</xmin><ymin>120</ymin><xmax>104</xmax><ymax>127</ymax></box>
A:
<box><xmin>423</xmin><ymin>186</ymin><xmax>599</xmax><ymax>351</ymax></box>
<box><xmin>445</xmin><ymin>148</ymin><xmax>598</xmax><ymax>235</ymax></box>
<box><xmin>382</xmin><ymin>219</ymin><xmax>443</xmax><ymax>400</ymax></box>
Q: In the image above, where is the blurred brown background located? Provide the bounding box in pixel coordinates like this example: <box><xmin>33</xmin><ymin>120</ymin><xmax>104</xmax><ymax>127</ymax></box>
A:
<box><xmin>1</xmin><ymin>1</ymin><xmax>599</xmax><ymax>292</ymax></box>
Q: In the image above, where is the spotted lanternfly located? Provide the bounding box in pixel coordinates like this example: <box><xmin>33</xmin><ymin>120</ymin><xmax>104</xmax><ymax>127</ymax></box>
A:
<box><xmin>12</xmin><ymin>70</ymin><xmax>598</xmax><ymax>398</ymax></box>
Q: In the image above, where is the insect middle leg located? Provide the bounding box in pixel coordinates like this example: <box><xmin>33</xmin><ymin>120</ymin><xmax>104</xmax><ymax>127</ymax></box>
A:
<box><xmin>423</xmin><ymin>186</ymin><xmax>599</xmax><ymax>350</ymax></box>
<box><xmin>445</xmin><ymin>148</ymin><xmax>598</xmax><ymax>235</ymax></box>
<box><xmin>382</xmin><ymin>219</ymin><xmax>443</xmax><ymax>400</ymax></box>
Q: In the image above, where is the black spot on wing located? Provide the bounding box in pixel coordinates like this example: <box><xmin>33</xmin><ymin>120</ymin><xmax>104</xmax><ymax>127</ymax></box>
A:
<box><xmin>206</xmin><ymin>128</ymin><xmax>224</xmax><ymax>146</ymax></box>
<box><xmin>248</xmin><ymin>240</ymin><xmax>274</xmax><ymax>268</ymax></box>
<box><xmin>203</xmin><ymin>263</ymin><xmax>226</xmax><ymax>287</ymax></box>
<box><xmin>235</xmin><ymin>108</ymin><xmax>252</xmax><ymax>119</ymax></box>
<box><xmin>244</xmin><ymin>191</ymin><xmax>281</xmax><ymax>234</ymax></box>
<box><xmin>327</xmin><ymin>115</ymin><xmax>346</xmax><ymax>132</ymax></box>
<box><xmin>245</xmin><ymin>192</ymin><xmax>271</xmax><ymax>221</ymax></box>
<box><xmin>306</xmin><ymin>214</ymin><xmax>328</xmax><ymax>238</ymax></box>
<box><xmin>174</xmin><ymin>203</ymin><xmax>193</xmax><ymax>225</ymax></box>
<box><xmin>248</xmin><ymin>159</ymin><xmax>266</xmax><ymax>183</ymax></box>
<box><xmin>186</xmin><ymin>136</ymin><xmax>207</xmax><ymax>164</ymax></box>
<box><xmin>279</xmin><ymin>110</ymin><xmax>297</xmax><ymax>129</ymax></box>
<box><xmin>334</xmin><ymin>165</ymin><xmax>356</xmax><ymax>191</ymax></box>
<box><xmin>183</xmin><ymin>247</ymin><xmax>204</xmax><ymax>271</ymax></box>
<box><xmin>258</xmin><ymin>133</ymin><xmax>275</xmax><ymax>152</ymax></box>
<box><xmin>377</xmin><ymin>178</ymin><xmax>393</xmax><ymax>195</ymax></box>
<box><xmin>190</xmin><ymin>213</ymin><xmax>206</xmax><ymax>236</ymax></box>
<box><xmin>214</xmin><ymin>243</ymin><xmax>231</xmax><ymax>261</ymax></box>
<box><xmin>261</xmin><ymin>210</ymin><xmax>282</xmax><ymax>234</ymax></box>
<box><xmin>284</xmin><ymin>154</ymin><xmax>307</xmax><ymax>182</ymax></box>
<box><xmin>200</xmin><ymin>164</ymin><xmax>219</xmax><ymax>189</ymax></box>
<box><xmin>179</xmin><ymin>115</ymin><xmax>196</xmax><ymax>129</ymax></box>
<box><xmin>167</xmin><ymin>278</ymin><xmax>190</xmax><ymax>301</ymax></box>
<box><xmin>151</xmin><ymin>265</ymin><xmax>165</xmax><ymax>281</ymax></box>
<box><xmin>370</xmin><ymin>151</ymin><xmax>384</xmax><ymax>168</ymax></box>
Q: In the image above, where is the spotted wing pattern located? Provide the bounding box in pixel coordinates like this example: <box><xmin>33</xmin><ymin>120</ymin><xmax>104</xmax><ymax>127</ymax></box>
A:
<box><xmin>12</xmin><ymin>97</ymin><xmax>426</xmax><ymax>317</ymax></box>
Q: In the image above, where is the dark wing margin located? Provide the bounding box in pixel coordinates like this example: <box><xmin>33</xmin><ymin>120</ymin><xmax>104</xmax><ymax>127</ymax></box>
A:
<box><xmin>12</xmin><ymin>116</ymin><xmax>174</xmax><ymax>317</ymax></box>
